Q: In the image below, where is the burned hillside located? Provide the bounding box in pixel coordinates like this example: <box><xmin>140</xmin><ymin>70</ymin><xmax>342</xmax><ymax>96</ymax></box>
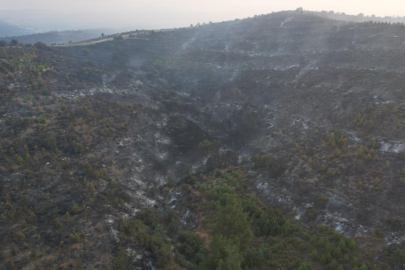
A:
<box><xmin>1</xmin><ymin>10</ymin><xmax>405</xmax><ymax>270</ymax></box>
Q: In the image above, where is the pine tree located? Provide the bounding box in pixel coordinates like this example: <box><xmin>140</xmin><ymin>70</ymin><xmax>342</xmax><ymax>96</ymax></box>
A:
<box><xmin>348</xmin><ymin>239</ymin><xmax>357</xmax><ymax>250</ymax></box>
<box><xmin>214</xmin><ymin>194</ymin><xmax>252</xmax><ymax>251</ymax></box>
<box><xmin>201</xmin><ymin>235</ymin><xmax>243</xmax><ymax>270</ymax></box>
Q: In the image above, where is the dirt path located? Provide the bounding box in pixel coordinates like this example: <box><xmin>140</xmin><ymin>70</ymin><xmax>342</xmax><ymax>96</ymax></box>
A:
<box><xmin>51</xmin><ymin>29</ymin><xmax>172</xmax><ymax>47</ymax></box>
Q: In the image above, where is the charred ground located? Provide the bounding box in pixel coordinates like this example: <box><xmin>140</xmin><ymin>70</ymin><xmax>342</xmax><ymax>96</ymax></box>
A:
<box><xmin>1</xmin><ymin>10</ymin><xmax>405</xmax><ymax>270</ymax></box>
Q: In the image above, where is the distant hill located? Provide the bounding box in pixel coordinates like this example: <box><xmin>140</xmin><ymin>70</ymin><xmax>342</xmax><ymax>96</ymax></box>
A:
<box><xmin>0</xmin><ymin>9</ymin><xmax>89</xmax><ymax>33</ymax></box>
<box><xmin>0</xmin><ymin>18</ymin><xmax>32</xmax><ymax>37</ymax></box>
<box><xmin>1</xmin><ymin>29</ymin><xmax>117</xmax><ymax>45</ymax></box>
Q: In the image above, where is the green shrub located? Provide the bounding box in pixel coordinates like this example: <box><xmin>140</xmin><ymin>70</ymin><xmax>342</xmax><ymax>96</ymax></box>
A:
<box><xmin>112</xmin><ymin>247</ymin><xmax>129</xmax><ymax>270</ymax></box>
<box><xmin>244</xmin><ymin>245</ymin><xmax>267</xmax><ymax>268</ymax></box>
<box><xmin>39</xmin><ymin>115</ymin><xmax>46</xmax><ymax>124</ymax></box>
<box><xmin>294</xmin><ymin>263</ymin><xmax>313</xmax><ymax>270</ymax></box>
<box><xmin>177</xmin><ymin>232</ymin><xmax>205</xmax><ymax>262</ymax></box>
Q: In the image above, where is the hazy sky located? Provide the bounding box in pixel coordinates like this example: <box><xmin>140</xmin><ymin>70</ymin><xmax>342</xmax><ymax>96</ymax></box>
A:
<box><xmin>1</xmin><ymin>0</ymin><xmax>405</xmax><ymax>29</ymax></box>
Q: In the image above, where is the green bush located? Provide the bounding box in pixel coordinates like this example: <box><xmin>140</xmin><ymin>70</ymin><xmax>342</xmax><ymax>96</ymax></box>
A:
<box><xmin>177</xmin><ymin>232</ymin><xmax>205</xmax><ymax>262</ymax></box>
<box><xmin>254</xmin><ymin>211</ymin><xmax>283</xmax><ymax>236</ymax></box>
<box><xmin>244</xmin><ymin>245</ymin><xmax>267</xmax><ymax>268</ymax></box>
<box><xmin>34</xmin><ymin>42</ymin><xmax>50</xmax><ymax>51</ymax></box>
<box><xmin>118</xmin><ymin>216</ymin><xmax>172</xmax><ymax>267</ymax></box>
<box><xmin>294</xmin><ymin>262</ymin><xmax>313</xmax><ymax>270</ymax></box>
<box><xmin>112</xmin><ymin>247</ymin><xmax>129</xmax><ymax>270</ymax></box>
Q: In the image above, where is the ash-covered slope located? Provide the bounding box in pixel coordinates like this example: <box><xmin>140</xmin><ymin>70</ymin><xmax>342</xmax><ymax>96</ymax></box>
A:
<box><xmin>2</xmin><ymin>10</ymin><xmax>405</xmax><ymax>270</ymax></box>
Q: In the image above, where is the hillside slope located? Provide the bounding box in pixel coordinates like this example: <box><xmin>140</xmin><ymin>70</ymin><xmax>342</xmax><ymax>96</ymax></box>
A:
<box><xmin>1</xmin><ymin>11</ymin><xmax>405</xmax><ymax>269</ymax></box>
